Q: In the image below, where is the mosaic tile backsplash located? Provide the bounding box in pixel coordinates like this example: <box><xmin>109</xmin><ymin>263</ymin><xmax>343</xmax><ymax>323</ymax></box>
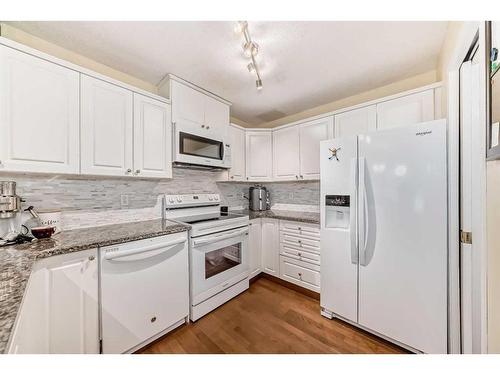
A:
<box><xmin>0</xmin><ymin>168</ymin><xmax>320</xmax><ymax>229</ymax></box>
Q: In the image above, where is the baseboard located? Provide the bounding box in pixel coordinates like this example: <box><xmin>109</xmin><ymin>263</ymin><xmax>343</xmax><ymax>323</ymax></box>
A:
<box><xmin>259</xmin><ymin>273</ymin><xmax>320</xmax><ymax>301</ymax></box>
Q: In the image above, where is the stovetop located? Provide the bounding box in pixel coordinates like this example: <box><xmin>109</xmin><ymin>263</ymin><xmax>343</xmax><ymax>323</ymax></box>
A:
<box><xmin>181</xmin><ymin>212</ymin><xmax>245</xmax><ymax>225</ymax></box>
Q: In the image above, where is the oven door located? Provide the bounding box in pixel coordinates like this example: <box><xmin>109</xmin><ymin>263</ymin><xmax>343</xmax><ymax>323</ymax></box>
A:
<box><xmin>174</xmin><ymin>122</ymin><xmax>227</xmax><ymax>167</ymax></box>
<box><xmin>190</xmin><ymin>226</ymin><xmax>249</xmax><ymax>304</ymax></box>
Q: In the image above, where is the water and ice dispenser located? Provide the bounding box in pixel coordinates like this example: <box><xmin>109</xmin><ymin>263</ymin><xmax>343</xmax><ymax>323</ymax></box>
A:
<box><xmin>325</xmin><ymin>195</ymin><xmax>350</xmax><ymax>229</ymax></box>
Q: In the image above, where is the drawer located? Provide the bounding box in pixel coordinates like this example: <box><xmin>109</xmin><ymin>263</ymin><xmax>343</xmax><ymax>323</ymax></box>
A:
<box><xmin>279</xmin><ymin>255</ymin><xmax>320</xmax><ymax>292</ymax></box>
<box><xmin>280</xmin><ymin>243</ymin><xmax>320</xmax><ymax>265</ymax></box>
<box><xmin>279</xmin><ymin>220</ymin><xmax>320</xmax><ymax>240</ymax></box>
<box><xmin>280</xmin><ymin>232</ymin><xmax>320</xmax><ymax>251</ymax></box>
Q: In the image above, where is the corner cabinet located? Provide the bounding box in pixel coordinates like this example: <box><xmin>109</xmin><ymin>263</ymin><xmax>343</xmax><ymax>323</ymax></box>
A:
<box><xmin>133</xmin><ymin>94</ymin><xmax>172</xmax><ymax>178</ymax></box>
<box><xmin>80</xmin><ymin>75</ymin><xmax>134</xmax><ymax>177</ymax></box>
<box><xmin>8</xmin><ymin>249</ymin><xmax>99</xmax><ymax>354</ymax></box>
<box><xmin>0</xmin><ymin>44</ymin><xmax>80</xmax><ymax>174</ymax></box>
<box><xmin>228</xmin><ymin>124</ymin><xmax>246</xmax><ymax>181</ymax></box>
<box><xmin>245</xmin><ymin>131</ymin><xmax>273</xmax><ymax>181</ymax></box>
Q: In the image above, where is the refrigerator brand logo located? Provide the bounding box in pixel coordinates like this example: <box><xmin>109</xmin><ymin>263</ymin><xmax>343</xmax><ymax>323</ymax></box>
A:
<box><xmin>328</xmin><ymin>147</ymin><xmax>341</xmax><ymax>161</ymax></box>
<box><xmin>416</xmin><ymin>130</ymin><xmax>432</xmax><ymax>136</ymax></box>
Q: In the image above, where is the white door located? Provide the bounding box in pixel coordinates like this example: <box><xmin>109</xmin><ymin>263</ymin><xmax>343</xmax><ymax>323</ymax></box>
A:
<box><xmin>80</xmin><ymin>75</ymin><xmax>133</xmax><ymax>176</ymax></box>
<box><xmin>246</xmin><ymin>131</ymin><xmax>273</xmax><ymax>181</ymax></box>
<box><xmin>0</xmin><ymin>45</ymin><xmax>79</xmax><ymax>174</ymax></box>
<box><xmin>320</xmin><ymin>137</ymin><xmax>359</xmax><ymax>322</ymax></box>
<box><xmin>133</xmin><ymin>94</ymin><xmax>172</xmax><ymax>178</ymax></box>
<box><xmin>171</xmin><ymin>80</ymin><xmax>205</xmax><ymax>127</ymax></box>
<box><xmin>9</xmin><ymin>249</ymin><xmax>99</xmax><ymax>354</ymax></box>
<box><xmin>376</xmin><ymin>90</ymin><xmax>434</xmax><ymax>130</ymax></box>
<box><xmin>299</xmin><ymin>116</ymin><xmax>333</xmax><ymax>180</ymax></box>
<box><xmin>357</xmin><ymin>121</ymin><xmax>448</xmax><ymax>353</ymax></box>
<box><xmin>228</xmin><ymin>125</ymin><xmax>246</xmax><ymax>181</ymax></box>
<box><xmin>334</xmin><ymin>105</ymin><xmax>376</xmax><ymax>138</ymax></box>
<box><xmin>249</xmin><ymin>218</ymin><xmax>262</xmax><ymax>278</ymax></box>
<box><xmin>261</xmin><ymin>218</ymin><xmax>279</xmax><ymax>276</ymax></box>
<box><xmin>204</xmin><ymin>96</ymin><xmax>229</xmax><ymax>138</ymax></box>
<box><xmin>273</xmin><ymin>125</ymin><xmax>300</xmax><ymax>181</ymax></box>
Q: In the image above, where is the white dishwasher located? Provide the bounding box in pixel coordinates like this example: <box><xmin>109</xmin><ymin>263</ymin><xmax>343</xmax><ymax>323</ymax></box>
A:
<box><xmin>100</xmin><ymin>231</ymin><xmax>189</xmax><ymax>354</ymax></box>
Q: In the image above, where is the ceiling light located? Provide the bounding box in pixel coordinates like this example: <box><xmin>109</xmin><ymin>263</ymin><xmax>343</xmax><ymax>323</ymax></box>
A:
<box><xmin>234</xmin><ymin>21</ymin><xmax>247</xmax><ymax>34</ymax></box>
<box><xmin>256</xmin><ymin>79</ymin><xmax>263</xmax><ymax>90</ymax></box>
<box><xmin>243</xmin><ymin>41</ymin><xmax>259</xmax><ymax>57</ymax></box>
<box><xmin>247</xmin><ymin>62</ymin><xmax>255</xmax><ymax>73</ymax></box>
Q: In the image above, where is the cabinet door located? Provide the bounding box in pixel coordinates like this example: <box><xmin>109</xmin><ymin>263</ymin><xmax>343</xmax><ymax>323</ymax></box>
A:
<box><xmin>204</xmin><ymin>95</ymin><xmax>229</xmax><ymax>138</ymax></box>
<box><xmin>376</xmin><ymin>90</ymin><xmax>434</xmax><ymax>130</ymax></box>
<box><xmin>246</xmin><ymin>131</ymin><xmax>273</xmax><ymax>181</ymax></box>
<box><xmin>334</xmin><ymin>105</ymin><xmax>376</xmax><ymax>138</ymax></box>
<box><xmin>249</xmin><ymin>218</ymin><xmax>262</xmax><ymax>278</ymax></box>
<box><xmin>81</xmin><ymin>75</ymin><xmax>133</xmax><ymax>176</ymax></box>
<box><xmin>8</xmin><ymin>249</ymin><xmax>99</xmax><ymax>354</ymax></box>
<box><xmin>299</xmin><ymin>116</ymin><xmax>333</xmax><ymax>180</ymax></box>
<box><xmin>228</xmin><ymin>125</ymin><xmax>246</xmax><ymax>181</ymax></box>
<box><xmin>171</xmin><ymin>80</ymin><xmax>205</xmax><ymax>127</ymax></box>
<box><xmin>0</xmin><ymin>45</ymin><xmax>79</xmax><ymax>174</ymax></box>
<box><xmin>273</xmin><ymin>125</ymin><xmax>300</xmax><ymax>181</ymax></box>
<box><xmin>261</xmin><ymin>218</ymin><xmax>279</xmax><ymax>276</ymax></box>
<box><xmin>133</xmin><ymin>94</ymin><xmax>172</xmax><ymax>178</ymax></box>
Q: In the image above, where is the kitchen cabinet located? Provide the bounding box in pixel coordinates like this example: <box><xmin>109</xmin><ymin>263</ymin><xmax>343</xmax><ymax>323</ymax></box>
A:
<box><xmin>298</xmin><ymin>116</ymin><xmax>333</xmax><ymax>180</ymax></box>
<box><xmin>273</xmin><ymin>125</ymin><xmax>300</xmax><ymax>180</ymax></box>
<box><xmin>261</xmin><ymin>218</ymin><xmax>280</xmax><ymax>276</ymax></box>
<box><xmin>334</xmin><ymin>105</ymin><xmax>377</xmax><ymax>138</ymax></box>
<box><xmin>376</xmin><ymin>90</ymin><xmax>434</xmax><ymax>130</ymax></box>
<box><xmin>245</xmin><ymin>131</ymin><xmax>273</xmax><ymax>181</ymax></box>
<box><xmin>228</xmin><ymin>124</ymin><xmax>246</xmax><ymax>181</ymax></box>
<box><xmin>248</xmin><ymin>218</ymin><xmax>262</xmax><ymax>279</ymax></box>
<box><xmin>80</xmin><ymin>75</ymin><xmax>133</xmax><ymax>177</ymax></box>
<box><xmin>8</xmin><ymin>249</ymin><xmax>99</xmax><ymax>354</ymax></box>
<box><xmin>133</xmin><ymin>93</ymin><xmax>172</xmax><ymax>178</ymax></box>
<box><xmin>0</xmin><ymin>44</ymin><xmax>80</xmax><ymax>174</ymax></box>
<box><xmin>170</xmin><ymin>79</ymin><xmax>230</xmax><ymax>138</ymax></box>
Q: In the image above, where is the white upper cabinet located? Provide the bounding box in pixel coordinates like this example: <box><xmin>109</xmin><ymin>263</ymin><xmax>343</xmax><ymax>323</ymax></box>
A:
<box><xmin>228</xmin><ymin>124</ymin><xmax>246</xmax><ymax>181</ymax></box>
<box><xmin>80</xmin><ymin>75</ymin><xmax>133</xmax><ymax>177</ymax></box>
<box><xmin>298</xmin><ymin>116</ymin><xmax>333</xmax><ymax>180</ymax></box>
<box><xmin>334</xmin><ymin>105</ymin><xmax>377</xmax><ymax>138</ymax></box>
<box><xmin>133</xmin><ymin>94</ymin><xmax>172</xmax><ymax>179</ymax></box>
<box><xmin>246</xmin><ymin>131</ymin><xmax>273</xmax><ymax>181</ymax></box>
<box><xmin>376</xmin><ymin>90</ymin><xmax>434</xmax><ymax>130</ymax></box>
<box><xmin>204</xmin><ymin>95</ymin><xmax>230</xmax><ymax>138</ymax></box>
<box><xmin>171</xmin><ymin>79</ymin><xmax>205</xmax><ymax>126</ymax></box>
<box><xmin>273</xmin><ymin>125</ymin><xmax>300</xmax><ymax>181</ymax></box>
<box><xmin>170</xmin><ymin>79</ymin><xmax>230</xmax><ymax>138</ymax></box>
<box><xmin>0</xmin><ymin>45</ymin><xmax>80</xmax><ymax>174</ymax></box>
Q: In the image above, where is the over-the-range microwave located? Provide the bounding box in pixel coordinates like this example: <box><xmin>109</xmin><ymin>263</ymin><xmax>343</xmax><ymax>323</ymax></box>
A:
<box><xmin>173</xmin><ymin>122</ymin><xmax>231</xmax><ymax>169</ymax></box>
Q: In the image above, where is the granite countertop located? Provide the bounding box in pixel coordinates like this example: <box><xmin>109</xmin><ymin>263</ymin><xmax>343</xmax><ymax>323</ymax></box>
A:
<box><xmin>232</xmin><ymin>209</ymin><xmax>320</xmax><ymax>225</ymax></box>
<box><xmin>0</xmin><ymin>219</ymin><xmax>190</xmax><ymax>354</ymax></box>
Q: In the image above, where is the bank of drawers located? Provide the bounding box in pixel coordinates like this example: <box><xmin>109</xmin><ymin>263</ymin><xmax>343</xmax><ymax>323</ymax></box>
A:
<box><xmin>278</xmin><ymin>220</ymin><xmax>320</xmax><ymax>292</ymax></box>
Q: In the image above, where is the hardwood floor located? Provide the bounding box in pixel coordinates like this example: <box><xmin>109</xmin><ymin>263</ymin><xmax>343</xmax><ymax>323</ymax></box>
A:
<box><xmin>139</xmin><ymin>277</ymin><xmax>407</xmax><ymax>354</ymax></box>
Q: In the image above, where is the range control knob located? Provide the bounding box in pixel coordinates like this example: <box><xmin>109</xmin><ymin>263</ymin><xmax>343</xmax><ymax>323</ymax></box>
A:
<box><xmin>176</xmin><ymin>196</ymin><xmax>182</xmax><ymax>202</ymax></box>
<box><xmin>168</xmin><ymin>197</ymin><xmax>174</xmax><ymax>203</ymax></box>
<box><xmin>208</xmin><ymin>196</ymin><xmax>214</xmax><ymax>201</ymax></box>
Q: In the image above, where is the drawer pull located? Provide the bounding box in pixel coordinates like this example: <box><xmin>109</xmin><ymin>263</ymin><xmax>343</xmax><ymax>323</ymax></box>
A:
<box><xmin>298</xmin><ymin>252</ymin><xmax>302</xmax><ymax>257</ymax></box>
<box><xmin>298</xmin><ymin>272</ymin><xmax>302</xmax><ymax>280</ymax></box>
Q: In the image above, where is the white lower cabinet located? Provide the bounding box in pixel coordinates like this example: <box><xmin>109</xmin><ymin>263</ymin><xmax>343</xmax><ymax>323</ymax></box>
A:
<box><xmin>8</xmin><ymin>249</ymin><xmax>99</xmax><ymax>354</ymax></box>
<box><xmin>279</xmin><ymin>256</ymin><xmax>321</xmax><ymax>293</ymax></box>
<box><xmin>261</xmin><ymin>218</ymin><xmax>280</xmax><ymax>276</ymax></box>
<box><xmin>248</xmin><ymin>218</ymin><xmax>262</xmax><ymax>278</ymax></box>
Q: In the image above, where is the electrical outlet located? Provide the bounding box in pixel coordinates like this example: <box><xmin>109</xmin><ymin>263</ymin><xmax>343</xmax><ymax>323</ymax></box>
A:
<box><xmin>120</xmin><ymin>194</ymin><xmax>129</xmax><ymax>207</ymax></box>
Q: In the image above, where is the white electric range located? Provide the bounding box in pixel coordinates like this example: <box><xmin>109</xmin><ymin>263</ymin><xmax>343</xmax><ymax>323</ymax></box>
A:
<box><xmin>164</xmin><ymin>194</ymin><xmax>249</xmax><ymax>321</ymax></box>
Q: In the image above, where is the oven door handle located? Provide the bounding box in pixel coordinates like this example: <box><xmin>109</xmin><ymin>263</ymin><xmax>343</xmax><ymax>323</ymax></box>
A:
<box><xmin>193</xmin><ymin>227</ymin><xmax>248</xmax><ymax>246</ymax></box>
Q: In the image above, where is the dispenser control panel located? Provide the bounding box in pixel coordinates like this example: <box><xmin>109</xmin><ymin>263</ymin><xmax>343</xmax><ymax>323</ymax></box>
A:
<box><xmin>325</xmin><ymin>195</ymin><xmax>350</xmax><ymax>207</ymax></box>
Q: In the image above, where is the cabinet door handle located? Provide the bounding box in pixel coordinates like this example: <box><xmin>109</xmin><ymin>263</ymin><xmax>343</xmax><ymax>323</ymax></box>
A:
<box><xmin>206</xmin><ymin>126</ymin><xmax>210</xmax><ymax>130</ymax></box>
<box><xmin>201</xmin><ymin>125</ymin><xmax>205</xmax><ymax>128</ymax></box>
<box><xmin>135</xmin><ymin>169</ymin><xmax>141</xmax><ymax>175</ymax></box>
<box><xmin>295</xmin><ymin>175</ymin><xmax>298</xmax><ymax>179</ymax></box>
<box><xmin>300</xmin><ymin>175</ymin><xmax>303</xmax><ymax>179</ymax></box>
<box><xmin>125</xmin><ymin>168</ymin><xmax>132</xmax><ymax>174</ymax></box>
<box><xmin>88</xmin><ymin>255</ymin><xmax>95</xmax><ymax>261</ymax></box>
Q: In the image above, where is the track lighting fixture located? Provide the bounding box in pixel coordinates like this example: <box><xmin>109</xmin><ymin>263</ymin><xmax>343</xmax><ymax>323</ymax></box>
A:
<box><xmin>235</xmin><ymin>21</ymin><xmax>262</xmax><ymax>91</ymax></box>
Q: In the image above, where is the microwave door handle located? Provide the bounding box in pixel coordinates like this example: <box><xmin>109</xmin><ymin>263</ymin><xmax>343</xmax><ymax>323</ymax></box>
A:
<box><xmin>193</xmin><ymin>228</ymin><xmax>248</xmax><ymax>246</ymax></box>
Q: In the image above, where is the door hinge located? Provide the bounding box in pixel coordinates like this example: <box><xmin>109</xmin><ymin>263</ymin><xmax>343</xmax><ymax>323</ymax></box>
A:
<box><xmin>460</xmin><ymin>230</ymin><xmax>472</xmax><ymax>244</ymax></box>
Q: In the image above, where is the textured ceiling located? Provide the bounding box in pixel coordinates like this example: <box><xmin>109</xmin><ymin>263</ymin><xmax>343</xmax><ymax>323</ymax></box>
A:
<box><xmin>8</xmin><ymin>21</ymin><xmax>448</xmax><ymax>125</ymax></box>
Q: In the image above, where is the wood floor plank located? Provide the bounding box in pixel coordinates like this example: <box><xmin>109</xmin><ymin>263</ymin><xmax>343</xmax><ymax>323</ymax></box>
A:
<box><xmin>138</xmin><ymin>277</ymin><xmax>408</xmax><ymax>354</ymax></box>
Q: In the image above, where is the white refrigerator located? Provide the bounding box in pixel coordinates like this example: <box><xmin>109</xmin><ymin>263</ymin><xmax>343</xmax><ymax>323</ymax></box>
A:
<box><xmin>320</xmin><ymin>120</ymin><xmax>448</xmax><ymax>353</ymax></box>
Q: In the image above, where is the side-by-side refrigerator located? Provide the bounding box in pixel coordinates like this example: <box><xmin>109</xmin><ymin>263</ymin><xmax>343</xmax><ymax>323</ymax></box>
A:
<box><xmin>320</xmin><ymin>120</ymin><xmax>448</xmax><ymax>353</ymax></box>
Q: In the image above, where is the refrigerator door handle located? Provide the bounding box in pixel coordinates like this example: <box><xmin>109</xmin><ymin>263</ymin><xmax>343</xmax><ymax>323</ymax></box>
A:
<box><xmin>350</xmin><ymin>157</ymin><xmax>358</xmax><ymax>264</ymax></box>
<box><xmin>358</xmin><ymin>157</ymin><xmax>368</xmax><ymax>266</ymax></box>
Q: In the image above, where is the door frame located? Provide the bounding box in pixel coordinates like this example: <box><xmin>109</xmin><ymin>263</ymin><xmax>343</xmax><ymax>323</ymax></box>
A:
<box><xmin>446</xmin><ymin>21</ymin><xmax>488</xmax><ymax>353</ymax></box>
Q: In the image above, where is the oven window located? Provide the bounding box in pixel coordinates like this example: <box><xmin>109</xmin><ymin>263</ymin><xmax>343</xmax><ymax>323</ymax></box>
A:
<box><xmin>205</xmin><ymin>243</ymin><xmax>241</xmax><ymax>279</ymax></box>
<box><xmin>180</xmin><ymin>132</ymin><xmax>223</xmax><ymax>160</ymax></box>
